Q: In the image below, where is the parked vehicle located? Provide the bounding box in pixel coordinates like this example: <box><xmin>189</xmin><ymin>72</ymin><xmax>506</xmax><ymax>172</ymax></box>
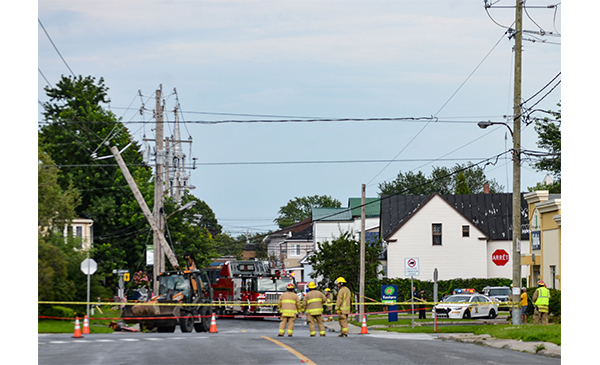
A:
<box><xmin>432</xmin><ymin>293</ymin><xmax>498</xmax><ymax>319</ymax></box>
<box><xmin>482</xmin><ymin>286</ymin><xmax>511</xmax><ymax>311</ymax></box>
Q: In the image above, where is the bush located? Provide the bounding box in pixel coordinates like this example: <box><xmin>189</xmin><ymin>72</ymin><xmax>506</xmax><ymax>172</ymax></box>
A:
<box><xmin>364</xmin><ymin>277</ymin><xmax>560</xmax><ymax>318</ymax></box>
<box><xmin>40</xmin><ymin>305</ymin><xmax>75</xmax><ymax>319</ymax></box>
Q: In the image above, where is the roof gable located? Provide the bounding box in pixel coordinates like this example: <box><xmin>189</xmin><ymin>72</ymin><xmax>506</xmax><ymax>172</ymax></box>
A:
<box><xmin>348</xmin><ymin>198</ymin><xmax>381</xmax><ymax>217</ymax></box>
<box><xmin>312</xmin><ymin>207</ymin><xmax>353</xmax><ymax>222</ymax></box>
<box><xmin>380</xmin><ymin>193</ymin><xmax>529</xmax><ymax>241</ymax></box>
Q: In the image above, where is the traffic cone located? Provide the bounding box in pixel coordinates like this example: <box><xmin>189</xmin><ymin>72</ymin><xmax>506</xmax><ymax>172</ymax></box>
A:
<box><xmin>82</xmin><ymin>315</ymin><xmax>90</xmax><ymax>334</ymax></box>
<box><xmin>360</xmin><ymin>315</ymin><xmax>368</xmax><ymax>334</ymax></box>
<box><xmin>72</xmin><ymin>317</ymin><xmax>83</xmax><ymax>338</ymax></box>
<box><xmin>209</xmin><ymin>312</ymin><xmax>218</xmax><ymax>333</ymax></box>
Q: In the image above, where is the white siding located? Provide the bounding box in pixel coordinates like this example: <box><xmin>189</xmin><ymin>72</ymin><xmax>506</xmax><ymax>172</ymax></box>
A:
<box><xmin>387</xmin><ymin>195</ymin><xmax>488</xmax><ymax>281</ymax></box>
<box><xmin>486</xmin><ymin>240</ymin><xmax>513</xmax><ymax>279</ymax></box>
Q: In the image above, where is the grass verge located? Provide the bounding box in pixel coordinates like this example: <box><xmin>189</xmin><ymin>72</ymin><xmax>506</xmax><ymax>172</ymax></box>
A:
<box><xmin>350</xmin><ymin>314</ymin><xmax>560</xmax><ymax>346</ymax></box>
<box><xmin>38</xmin><ymin>307</ymin><xmax>120</xmax><ymax>334</ymax></box>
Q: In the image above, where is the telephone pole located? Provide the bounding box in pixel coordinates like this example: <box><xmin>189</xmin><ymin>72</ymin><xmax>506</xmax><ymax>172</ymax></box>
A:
<box><xmin>359</xmin><ymin>184</ymin><xmax>366</xmax><ymax>320</ymax></box>
<box><xmin>153</xmin><ymin>86</ymin><xmax>165</xmax><ymax>293</ymax></box>
<box><xmin>511</xmin><ymin>0</ymin><xmax>523</xmax><ymax>325</ymax></box>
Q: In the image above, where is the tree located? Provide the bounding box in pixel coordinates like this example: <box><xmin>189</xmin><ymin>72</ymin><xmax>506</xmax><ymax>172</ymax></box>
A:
<box><xmin>38</xmin><ymin>145</ymin><xmax>81</xmax><ymax>230</ymax></box>
<box><xmin>39</xmin><ymin>75</ymin><xmax>155</xmax><ymax>284</ymax></box>
<box><xmin>530</xmin><ymin>102</ymin><xmax>561</xmax><ymax>193</ymax></box>
<box><xmin>307</xmin><ymin>231</ymin><xmax>382</xmax><ymax>292</ymax></box>
<box><xmin>378</xmin><ymin>164</ymin><xmax>503</xmax><ymax>196</ymax></box>
<box><xmin>454</xmin><ymin>172</ymin><xmax>471</xmax><ymax>194</ymax></box>
<box><xmin>275</xmin><ymin>195</ymin><xmax>342</xmax><ymax>229</ymax></box>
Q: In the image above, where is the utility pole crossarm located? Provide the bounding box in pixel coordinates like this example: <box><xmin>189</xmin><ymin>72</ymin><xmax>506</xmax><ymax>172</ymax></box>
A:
<box><xmin>109</xmin><ymin>145</ymin><xmax>180</xmax><ymax>270</ymax></box>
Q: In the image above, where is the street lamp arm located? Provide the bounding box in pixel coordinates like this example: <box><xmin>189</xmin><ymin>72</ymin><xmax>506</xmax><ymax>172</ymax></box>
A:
<box><xmin>477</xmin><ymin>120</ymin><xmax>514</xmax><ymax>137</ymax></box>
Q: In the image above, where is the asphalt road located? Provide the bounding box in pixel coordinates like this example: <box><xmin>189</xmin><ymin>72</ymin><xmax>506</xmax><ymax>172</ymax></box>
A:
<box><xmin>38</xmin><ymin>317</ymin><xmax>560</xmax><ymax>365</ymax></box>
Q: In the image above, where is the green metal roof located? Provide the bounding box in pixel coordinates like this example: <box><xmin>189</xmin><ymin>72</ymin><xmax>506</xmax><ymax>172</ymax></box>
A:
<box><xmin>312</xmin><ymin>207</ymin><xmax>353</xmax><ymax>221</ymax></box>
<box><xmin>348</xmin><ymin>198</ymin><xmax>380</xmax><ymax>217</ymax></box>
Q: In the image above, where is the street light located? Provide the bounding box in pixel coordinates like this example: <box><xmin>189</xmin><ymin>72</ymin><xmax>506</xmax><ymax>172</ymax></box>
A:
<box><xmin>477</xmin><ymin>120</ymin><xmax>513</xmax><ymax>137</ymax></box>
<box><xmin>165</xmin><ymin>200</ymin><xmax>197</xmax><ymax>221</ymax></box>
<box><xmin>477</xmin><ymin>118</ymin><xmax>522</xmax><ymax>326</ymax></box>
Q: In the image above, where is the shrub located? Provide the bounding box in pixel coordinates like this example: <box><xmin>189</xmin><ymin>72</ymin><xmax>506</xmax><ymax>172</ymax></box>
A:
<box><xmin>40</xmin><ymin>305</ymin><xmax>75</xmax><ymax>318</ymax></box>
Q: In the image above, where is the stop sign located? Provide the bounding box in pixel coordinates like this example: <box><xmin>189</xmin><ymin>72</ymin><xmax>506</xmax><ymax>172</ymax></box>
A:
<box><xmin>81</xmin><ymin>258</ymin><xmax>98</xmax><ymax>275</ymax></box>
<box><xmin>492</xmin><ymin>249</ymin><xmax>509</xmax><ymax>266</ymax></box>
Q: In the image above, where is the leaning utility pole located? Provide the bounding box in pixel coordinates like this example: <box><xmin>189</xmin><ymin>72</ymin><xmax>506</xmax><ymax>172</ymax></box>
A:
<box><xmin>153</xmin><ymin>86</ymin><xmax>166</xmax><ymax>293</ymax></box>
<box><xmin>511</xmin><ymin>0</ymin><xmax>523</xmax><ymax>325</ymax></box>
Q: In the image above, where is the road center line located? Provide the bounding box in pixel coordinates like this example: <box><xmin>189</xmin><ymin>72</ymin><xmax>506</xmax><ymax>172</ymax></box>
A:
<box><xmin>261</xmin><ymin>336</ymin><xmax>316</xmax><ymax>365</ymax></box>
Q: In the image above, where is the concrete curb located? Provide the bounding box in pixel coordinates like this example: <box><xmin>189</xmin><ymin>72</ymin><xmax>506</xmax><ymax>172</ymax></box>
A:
<box><xmin>323</xmin><ymin>321</ymin><xmax>560</xmax><ymax>359</ymax></box>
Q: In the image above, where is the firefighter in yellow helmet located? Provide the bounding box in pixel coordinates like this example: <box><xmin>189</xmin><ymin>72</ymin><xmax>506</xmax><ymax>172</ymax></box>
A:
<box><xmin>532</xmin><ymin>280</ymin><xmax>551</xmax><ymax>325</ymax></box>
<box><xmin>334</xmin><ymin>277</ymin><xmax>351</xmax><ymax>337</ymax></box>
<box><xmin>278</xmin><ymin>282</ymin><xmax>302</xmax><ymax>337</ymax></box>
<box><xmin>302</xmin><ymin>281</ymin><xmax>327</xmax><ymax>337</ymax></box>
<box><xmin>324</xmin><ymin>288</ymin><xmax>334</xmax><ymax>321</ymax></box>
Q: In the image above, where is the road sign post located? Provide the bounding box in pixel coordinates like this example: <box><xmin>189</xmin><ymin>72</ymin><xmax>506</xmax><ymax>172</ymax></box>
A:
<box><xmin>81</xmin><ymin>258</ymin><xmax>97</xmax><ymax>319</ymax></box>
<box><xmin>405</xmin><ymin>258</ymin><xmax>419</xmax><ymax>329</ymax></box>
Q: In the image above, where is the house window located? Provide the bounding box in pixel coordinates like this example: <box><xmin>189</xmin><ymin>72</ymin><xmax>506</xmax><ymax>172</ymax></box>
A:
<box><xmin>432</xmin><ymin>224</ymin><xmax>442</xmax><ymax>245</ymax></box>
<box><xmin>289</xmin><ymin>244</ymin><xmax>301</xmax><ymax>257</ymax></box>
<box><xmin>462</xmin><ymin>225</ymin><xmax>470</xmax><ymax>237</ymax></box>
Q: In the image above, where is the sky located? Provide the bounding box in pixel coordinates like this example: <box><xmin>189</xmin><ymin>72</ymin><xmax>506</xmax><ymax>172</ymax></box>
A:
<box><xmin>32</xmin><ymin>0</ymin><xmax>566</xmax><ymax>237</ymax></box>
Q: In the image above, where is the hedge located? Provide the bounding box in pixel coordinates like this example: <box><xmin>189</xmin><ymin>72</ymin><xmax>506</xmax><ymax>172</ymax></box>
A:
<box><xmin>360</xmin><ymin>277</ymin><xmax>561</xmax><ymax>318</ymax></box>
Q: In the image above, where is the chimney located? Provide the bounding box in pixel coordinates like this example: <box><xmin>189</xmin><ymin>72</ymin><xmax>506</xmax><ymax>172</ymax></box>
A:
<box><xmin>483</xmin><ymin>183</ymin><xmax>490</xmax><ymax>194</ymax></box>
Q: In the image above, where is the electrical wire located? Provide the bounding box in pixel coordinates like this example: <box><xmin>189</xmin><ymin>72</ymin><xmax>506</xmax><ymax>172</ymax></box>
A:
<box><xmin>38</xmin><ymin>18</ymin><xmax>75</xmax><ymax>77</ymax></box>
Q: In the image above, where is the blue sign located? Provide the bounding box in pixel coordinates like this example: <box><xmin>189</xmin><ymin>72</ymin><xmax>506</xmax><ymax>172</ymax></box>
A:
<box><xmin>381</xmin><ymin>285</ymin><xmax>398</xmax><ymax>322</ymax></box>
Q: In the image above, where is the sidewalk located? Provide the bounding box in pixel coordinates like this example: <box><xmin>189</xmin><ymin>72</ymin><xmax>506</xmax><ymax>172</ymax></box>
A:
<box><xmin>322</xmin><ymin>319</ymin><xmax>560</xmax><ymax>359</ymax></box>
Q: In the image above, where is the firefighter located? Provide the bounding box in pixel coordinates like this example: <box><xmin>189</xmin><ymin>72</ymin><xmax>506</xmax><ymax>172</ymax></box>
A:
<box><xmin>303</xmin><ymin>282</ymin><xmax>327</xmax><ymax>337</ymax></box>
<box><xmin>334</xmin><ymin>277</ymin><xmax>351</xmax><ymax>337</ymax></box>
<box><xmin>532</xmin><ymin>280</ymin><xmax>551</xmax><ymax>325</ymax></box>
<box><xmin>278</xmin><ymin>282</ymin><xmax>302</xmax><ymax>337</ymax></box>
<box><xmin>324</xmin><ymin>288</ymin><xmax>334</xmax><ymax>321</ymax></box>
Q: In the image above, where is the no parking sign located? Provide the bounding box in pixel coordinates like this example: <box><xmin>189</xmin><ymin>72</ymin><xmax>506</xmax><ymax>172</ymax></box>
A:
<box><xmin>405</xmin><ymin>257</ymin><xmax>419</xmax><ymax>277</ymax></box>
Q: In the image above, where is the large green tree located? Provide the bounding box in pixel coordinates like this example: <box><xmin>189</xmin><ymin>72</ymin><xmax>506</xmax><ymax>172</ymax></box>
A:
<box><xmin>530</xmin><ymin>102</ymin><xmax>561</xmax><ymax>193</ymax></box>
<box><xmin>39</xmin><ymin>75</ymin><xmax>154</xmax><ymax>290</ymax></box>
<box><xmin>378</xmin><ymin>164</ymin><xmax>503</xmax><ymax>196</ymax></box>
<box><xmin>275</xmin><ymin>195</ymin><xmax>342</xmax><ymax>229</ymax></box>
<box><xmin>307</xmin><ymin>231</ymin><xmax>382</xmax><ymax>293</ymax></box>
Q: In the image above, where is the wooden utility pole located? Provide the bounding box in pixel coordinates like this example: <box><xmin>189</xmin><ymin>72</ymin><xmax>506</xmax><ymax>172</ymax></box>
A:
<box><xmin>511</xmin><ymin>0</ymin><xmax>523</xmax><ymax>325</ymax></box>
<box><xmin>153</xmin><ymin>86</ymin><xmax>165</xmax><ymax>293</ymax></box>
<box><xmin>359</xmin><ymin>184</ymin><xmax>366</xmax><ymax>319</ymax></box>
<box><xmin>108</xmin><ymin>145</ymin><xmax>179</xmax><ymax>273</ymax></box>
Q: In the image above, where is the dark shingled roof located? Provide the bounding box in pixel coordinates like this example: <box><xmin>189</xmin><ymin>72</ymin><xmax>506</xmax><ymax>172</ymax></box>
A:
<box><xmin>380</xmin><ymin>193</ymin><xmax>529</xmax><ymax>241</ymax></box>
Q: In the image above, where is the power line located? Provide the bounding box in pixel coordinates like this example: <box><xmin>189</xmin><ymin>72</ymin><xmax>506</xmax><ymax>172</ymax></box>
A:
<box><xmin>38</xmin><ymin>18</ymin><xmax>75</xmax><ymax>77</ymax></box>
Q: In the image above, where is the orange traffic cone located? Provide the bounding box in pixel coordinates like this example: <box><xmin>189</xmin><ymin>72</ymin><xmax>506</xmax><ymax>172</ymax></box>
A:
<box><xmin>72</xmin><ymin>317</ymin><xmax>83</xmax><ymax>338</ymax></box>
<box><xmin>209</xmin><ymin>312</ymin><xmax>218</xmax><ymax>333</ymax></box>
<box><xmin>360</xmin><ymin>315</ymin><xmax>368</xmax><ymax>334</ymax></box>
<box><xmin>82</xmin><ymin>315</ymin><xmax>90</xmax><ymax>334</ymax></box>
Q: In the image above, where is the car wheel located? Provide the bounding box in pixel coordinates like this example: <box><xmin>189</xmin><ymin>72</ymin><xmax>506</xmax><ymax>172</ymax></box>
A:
<box><xmin>488</xmin><ymin>309</ymin><xmax>497</xmax><ymax>319</ymax></box>
<box><xmin>462</xmin><ymin>309</ymin><xmax>471</xmax><ymax>319</ymax></box>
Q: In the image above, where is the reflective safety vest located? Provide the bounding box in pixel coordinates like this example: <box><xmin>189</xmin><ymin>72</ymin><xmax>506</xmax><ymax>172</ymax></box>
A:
<box><xmin>278</xmin><ymin>291</ymin><xmax>301</xmax><ymax>317</ymax></box>
<box><xmin>534</xmin><ymin>287</ymin><xmax>550</xmax><ymax>313</ymax></box>
<box><xmin>303</xmin><ymin>290</ymin><xmax>326</xmax><ymax>315</ymax></box>
<box><xmin>335</xmin><ymin>286</ymin><xmax>352</xmax><ymax>314</ymax></box>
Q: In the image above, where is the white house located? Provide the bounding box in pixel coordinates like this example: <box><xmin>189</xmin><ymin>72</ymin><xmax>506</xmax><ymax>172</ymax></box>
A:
<box><xmin>380</xmin><ymin>193</ymin><xmax>529</xmax><ymax>281</ymax></box>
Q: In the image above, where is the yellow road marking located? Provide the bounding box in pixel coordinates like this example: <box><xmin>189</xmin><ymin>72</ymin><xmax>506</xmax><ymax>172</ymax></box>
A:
<box><xmin>262</xmin><ymin>336</ymin><xmax>316</xmax><ymax>364</ymax></box>
<box><xmin>241</xmin><ymin>330</ymin><xmax>246</xmax><ymax>333</ymax></box>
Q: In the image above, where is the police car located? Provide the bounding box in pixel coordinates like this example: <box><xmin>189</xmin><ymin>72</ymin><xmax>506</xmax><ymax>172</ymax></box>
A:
<box><xmin>433</xmin><ymin>290</ymin><xmax>498</xmax><ymax>319</ymax></box>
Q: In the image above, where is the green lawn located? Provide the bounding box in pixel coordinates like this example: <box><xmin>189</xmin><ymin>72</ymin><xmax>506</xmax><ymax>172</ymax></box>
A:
<box><xmin>38</xmin><ymin>307</ymin><xmax>120</xmax><ymax>334</ymax></box>
<box><xmin>350</xmin><ymin>314</ymin><xmax>561</xmax><ymax>346</ymax></box>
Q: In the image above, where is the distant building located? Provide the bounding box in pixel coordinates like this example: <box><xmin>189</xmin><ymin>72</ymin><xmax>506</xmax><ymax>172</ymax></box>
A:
<box><xmin>523</xmin><ymin>190</ymin><xmax>561</xmax><ymax>289</ymax></box>
<box><xmin>380</xmin><ymin>193</ymin><xmax>529</xmax><ymax>281</ymax></box>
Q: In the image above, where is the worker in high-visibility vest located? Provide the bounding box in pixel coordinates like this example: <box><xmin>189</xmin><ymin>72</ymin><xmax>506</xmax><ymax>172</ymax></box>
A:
<box><xmin>532</xmin><ymin>280</ymin><xmax>551</xmax><ymax>325</ymax></box>
<box><xmin>278</xmin><ymin>283</ymin><xmax>302</xmax><ymax>337</ymax></box>
<box><xmin>303</xmin><ymin>281</ymin><xmax>327</xmax><ymax>337</ymax></box>
<box><xmin>334</xmin><ymin>277</ymin><xmax>352</xmax><ymax>337</ymax></box>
